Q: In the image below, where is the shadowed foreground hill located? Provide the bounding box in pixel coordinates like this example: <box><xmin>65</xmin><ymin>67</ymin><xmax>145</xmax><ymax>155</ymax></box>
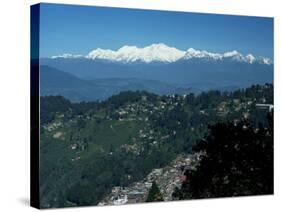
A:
<box><xmin>173</xmin><ymin>114</ymin><xmax>273</xmax><ymax>199</ymax></box>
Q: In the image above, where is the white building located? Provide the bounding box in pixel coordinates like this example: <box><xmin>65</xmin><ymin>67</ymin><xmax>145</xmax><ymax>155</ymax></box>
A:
<box><xmin>256</xmin><ymin>103</ymin><xmax>274</xmax><ymax>112</ymax></box>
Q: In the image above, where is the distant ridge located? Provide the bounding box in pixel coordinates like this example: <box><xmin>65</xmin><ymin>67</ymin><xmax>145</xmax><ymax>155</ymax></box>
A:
<box><xmin>40</xmin><ymin>65</ymin><xmax>196</xmax><ymax>102</ymax></box>
<box><xmin>50</xmin><ymin>43</ymin><xmax>272</xmax><ymax>65</ymax></box>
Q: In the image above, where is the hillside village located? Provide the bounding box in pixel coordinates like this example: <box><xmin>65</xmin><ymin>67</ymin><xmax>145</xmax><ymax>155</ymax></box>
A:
<box><xmin>43</xmin><ymin>84</ymin><xmax>272</xmax><ymax>158</ymax></box>
<box><xmin>39</xmin><ymin>84</ymin><xmax>273</xmax><ymax>208</ymax></box>
<box><xmin>98</xmin><ymin>153</ymin><xmax>202</xmax><ymax>205</ymax></box>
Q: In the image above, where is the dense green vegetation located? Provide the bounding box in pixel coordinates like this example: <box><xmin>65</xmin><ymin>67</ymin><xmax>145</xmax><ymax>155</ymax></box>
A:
<box><xmin>146</xmin><ymin>181</ymin><xmax>163</xmax><ymax>202</ymax></box>
<box><xmin>173</xmin><ymin>113</ymin><xmax>273</xmax><ymax>199</ymax></box>
<box><xmin>40</xmin><ymin>84</ymin><xmax>273</xmax><ymax>208</ymax></box>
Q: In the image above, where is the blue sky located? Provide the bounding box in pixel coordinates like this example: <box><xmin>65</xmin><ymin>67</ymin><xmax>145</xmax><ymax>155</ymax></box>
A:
<box><xmin>39</xmin><ymin>3</ymin><xmax>273</xmax><ymax>59</ymax></box>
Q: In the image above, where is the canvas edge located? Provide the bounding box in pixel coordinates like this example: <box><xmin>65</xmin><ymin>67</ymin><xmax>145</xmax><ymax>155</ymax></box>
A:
<box><xmin>30</xmin><ymin>3</ymin><xmax>40</xmax><ymax>209</ymax></box>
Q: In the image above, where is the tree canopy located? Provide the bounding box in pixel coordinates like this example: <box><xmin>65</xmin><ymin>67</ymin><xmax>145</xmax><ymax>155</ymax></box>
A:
<box><xmin>174</xmin><ymin>113</ymin><xmax>273</xmax><ymax>199</ymax></box>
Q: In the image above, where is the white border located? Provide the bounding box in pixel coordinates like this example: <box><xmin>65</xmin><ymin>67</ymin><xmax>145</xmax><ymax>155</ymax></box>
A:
<box><xmin>0</xmin><ymin>0</ymin><xmax>280</xmax><ymax>211</ymax></box>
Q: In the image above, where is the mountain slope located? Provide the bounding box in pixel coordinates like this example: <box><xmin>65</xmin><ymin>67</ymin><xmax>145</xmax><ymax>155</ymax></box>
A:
<box><xmin>40</xmin><ymin>66</ymin><xmax>191</xmax><ymax>102</ymax></box>
<box><xmin>40</xmin><ymin>65</ymin><xmax>106</xmax><ymax>102</ymax></box>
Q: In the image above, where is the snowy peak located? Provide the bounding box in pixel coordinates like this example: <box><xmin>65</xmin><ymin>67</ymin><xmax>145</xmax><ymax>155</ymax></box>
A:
<box><xmin>245</xmin><ymin>54</ymin><xmax>256</xmax><ymax>64</ymax></box>
<box><xmin>257</xmin><ymin>57</ymin><xmax>272</xmax><ymax>65</ymax></box>
<box><xmin>223</xmin><ymin>50</ymin><xmax>241</xmax><ymax>58</ymax></box>
<box><xmin>184</xmin><ymin>48</ymin><xmax>245</xmax><ymax>61</ymax></box>
<box><xmin>50</xmin><ymin>43</ymin><xmax>272</xmax><ymax>65</ymax></box>
<box><xmin>51</xmin><ymin>53</ymin><xmax>83</xmax><ymax>59</ymax></box>
<box><xmin>183</xmin><ymin>48</ymin><xmax>272</xmax><ymax>65</ymax></box>
<box><xmin>184</xmin><ymin>48</ymin><xmax>222</xmax><ymax>60</ymax></box>
<box><xmin>87</xmin><ymin>48</ymin><xmax>116</xmax><ymax>60</ymax></box>
<box><xmin>87</xmin><ymin>43</ymin><xmax>185</xmax><ymax>63</ymax></box>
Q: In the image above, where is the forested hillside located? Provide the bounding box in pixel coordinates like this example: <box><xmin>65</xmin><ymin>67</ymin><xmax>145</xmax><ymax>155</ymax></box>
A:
<box><xmin>39</xmin><ymin>84</ymin><xmax>273</xmax><ymax>208</ymax></box>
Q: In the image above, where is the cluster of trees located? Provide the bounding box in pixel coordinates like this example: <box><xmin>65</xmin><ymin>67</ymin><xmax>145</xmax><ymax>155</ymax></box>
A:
<box><xmin>173</xmin><ymin>113</ymin><xmax>273</xmax><ymax>199</ymax></box>
<box><xmin>40</xmin><ymin>96</ymin><xmax>72</xmax><ymax>125</ymax></box>
<box><xmin>107</xmin><ymin>90</ymin><xmax>158</xmax><ymax>108</ymax></box>
<box><xmin>146</xmin><ymin>181</ymin><xmax>163</xmax><ymax>202</ymax></box>
<box><xmin>40</xmin><ymin>96</ymin><xmax>100</xmax><ymax>126</ymax></box>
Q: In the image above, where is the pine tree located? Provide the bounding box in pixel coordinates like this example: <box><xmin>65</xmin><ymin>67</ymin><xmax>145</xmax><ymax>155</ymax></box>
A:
<box><xmin>146</xmin><ymin>181</ymin><xmax>164</xmax><ymax>202</ymax></box>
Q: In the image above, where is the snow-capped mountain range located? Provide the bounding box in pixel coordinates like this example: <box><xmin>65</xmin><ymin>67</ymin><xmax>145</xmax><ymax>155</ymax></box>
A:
<box><xmin>42</xmin><ymin>43</ymin><xmax>273</xmax><ymax>101</ymax></box>
<box><xmin>51</xmin><ymin>43</ymin><xmax>273</xmax><ymax>65</ymax></box>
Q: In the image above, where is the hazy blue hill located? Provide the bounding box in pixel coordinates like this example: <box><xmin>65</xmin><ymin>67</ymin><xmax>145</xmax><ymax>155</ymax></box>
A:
<box><xmin>150</xmin><ymin>59</ymin><xmax>273</xmax><ymax>87</ymax></box>
<box><xmin>40</xmin><ymin>65</ymin><xmax>106</xmax><ymax>102</ymax></box>
<box><xmin>41</xmin><ymin>57</ymin><xmax>273</xmax><ymax>90</ymax></box>
<box><xmin>90</xmin><ymin>78</ymin><xmax>181</xmax><ymax>95</ymax></box>
<box><xmin>40</xmin><ymin>65</ymin><xmax>192</xmax><ymax>102</ymax></box>
<box><xmin>41</xmin><ymin>58</ymin><xmax>137</xmax><ymax>79</ymax></box>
